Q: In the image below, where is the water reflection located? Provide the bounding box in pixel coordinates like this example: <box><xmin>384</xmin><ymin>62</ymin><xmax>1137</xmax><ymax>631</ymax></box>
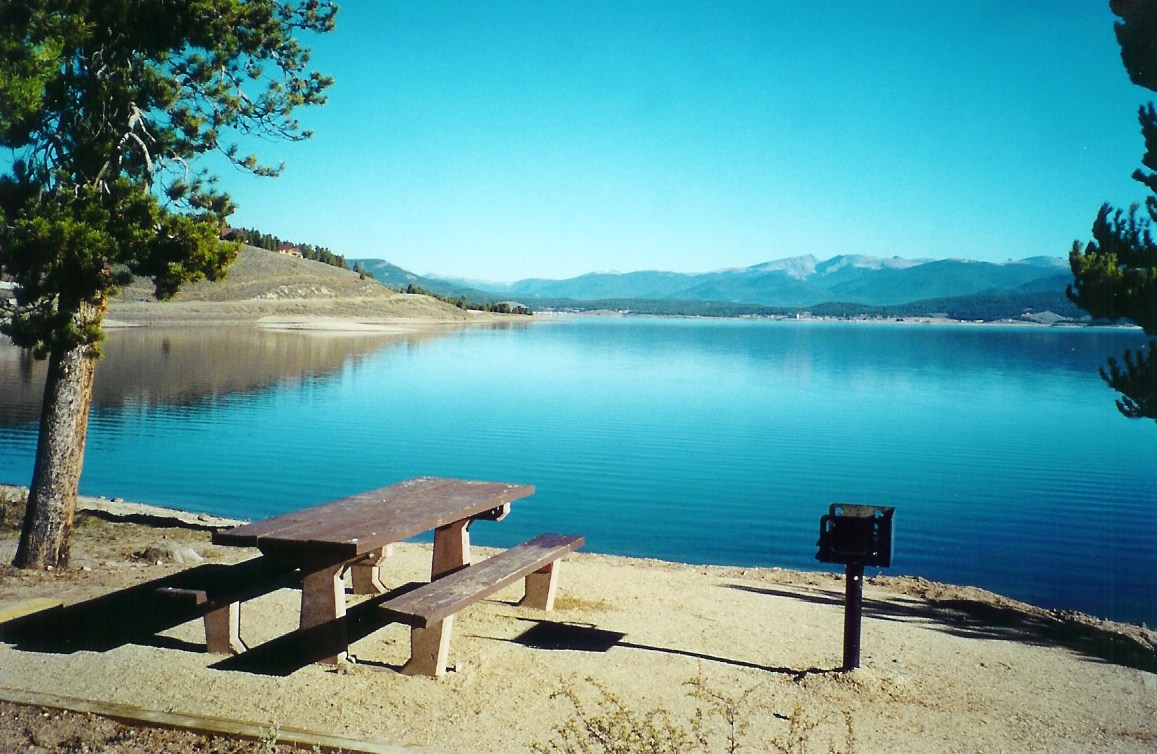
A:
<box><xmin>0</xmin><ymin>324</ymin><xmax>475</xmax><ymax>426</ymax></box>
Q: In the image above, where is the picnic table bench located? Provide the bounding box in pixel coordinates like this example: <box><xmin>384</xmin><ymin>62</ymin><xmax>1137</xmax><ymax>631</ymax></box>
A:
<box><xmin>210</xmin><ymin>476</ymin><xmax>583</xmax><ymax>676</ymax></box>
<box><xmin>381</xmin><ymin>533</ymin><xmax>582</xmax><ymax>675</ymax></box>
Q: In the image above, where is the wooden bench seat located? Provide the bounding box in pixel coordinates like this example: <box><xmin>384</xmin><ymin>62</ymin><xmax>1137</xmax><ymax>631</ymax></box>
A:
<box><xmin>380</xmin><ymin>533</ymin><xmax>583</xmax><ymax>676</ymax></box>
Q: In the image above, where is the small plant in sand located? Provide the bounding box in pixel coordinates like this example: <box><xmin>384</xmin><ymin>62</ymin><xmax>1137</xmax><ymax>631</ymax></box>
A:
<box><xmin>684</xmin><ymin>674</ymin><xmax>748</xmax><ymax>753</ymax></box>
<box><xmin>252</xmin><ymin>724</ymin><xmax>332</xmax><ymax>754</ymax></box>
<box><xmin>534</xmin><ymin>675</ymin><xmax>855</xmax><ymax>754</ymax></box>
<box><xmin>261</xmin><ymin>724</ymin><xmax>280</xmax><ymax>754</ymax></box>
<box><xmin>768</xmin><ymin>706</ymin><xmax>856</xmax><ymax>754</ymax></box>
<box><xmin>531</xmin><ymin>678</ymin><xmax>692</xmax><ymax>754</ymax></box>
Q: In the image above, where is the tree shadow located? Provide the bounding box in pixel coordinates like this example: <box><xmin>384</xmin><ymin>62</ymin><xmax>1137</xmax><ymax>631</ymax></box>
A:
<box><xmin>725</xmin><ymin>583</ymin><xmax>1157</xmax><ymax>673</ymax></box>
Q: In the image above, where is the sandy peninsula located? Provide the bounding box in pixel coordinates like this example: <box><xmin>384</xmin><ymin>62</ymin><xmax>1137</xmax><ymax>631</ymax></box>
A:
<box><xmin>104</xmin><ymin>245</ymin><xmax>519</xmax><ymax>335</ymax></box>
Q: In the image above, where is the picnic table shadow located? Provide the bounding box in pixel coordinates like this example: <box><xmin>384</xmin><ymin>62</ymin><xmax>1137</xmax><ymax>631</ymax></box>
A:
<box><xmin>208</xmin><ymin>586</ymin><xmax>425</xmax><ymax>676</ymax></box>
<box><xmin>4</xmin><ymin>559</ymin><xmax>489</xmax><ymax>677</ymax></box>
<box><xmin>4</xmin><ymin>561</ymin><xmax>836</xmax><ymax>679</ymax></box>
<box><xmin>5</xmin><ymin>558</ymin><xmax>300</xmax><ymax>655</ymax></box>
<box><xmin>724</xmin><ymin>583</ymin><xmax>1157</xmax><ymax>674</ymax></box>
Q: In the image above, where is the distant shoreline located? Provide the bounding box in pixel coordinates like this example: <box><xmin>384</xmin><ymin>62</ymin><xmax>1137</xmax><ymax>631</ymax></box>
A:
<box><xmin>104</xmin><ymin>296</ymin><xmax>1090</xmax><ymax>331</ymax></box>
<box><xmin>538</xmin><ymin>308</ymin><xmax>1128</xmax><ymax>329</ymax></box>
<box><xmin>104</xmin><ymin>297</ymin><xmax>521</xmax><ymax>332</ymax></box>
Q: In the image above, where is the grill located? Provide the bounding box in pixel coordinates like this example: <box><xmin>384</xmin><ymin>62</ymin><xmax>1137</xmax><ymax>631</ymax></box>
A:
<box><xmin>817</xmin><ymin>504</ymin><xmax>894</xmax><ymax>568</ymax></box>
<box><xmin>815</xmin><ymin>503</ymin><xmax>896</xmax><ymax>670</ymax></box>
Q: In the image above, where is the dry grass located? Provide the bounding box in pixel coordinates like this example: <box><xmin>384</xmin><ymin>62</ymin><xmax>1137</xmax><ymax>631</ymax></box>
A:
<box><xmin>532</xmin><ymin>675</ymin><xmax>856</xmax><ymax>754</ymax></box>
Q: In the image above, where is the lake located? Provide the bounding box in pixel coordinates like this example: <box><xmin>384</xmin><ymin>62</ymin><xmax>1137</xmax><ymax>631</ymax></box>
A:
<box><xmin>2</xmin><ymin>317</ymin><xmax>1156</xmax><ymax>626</ymax></box>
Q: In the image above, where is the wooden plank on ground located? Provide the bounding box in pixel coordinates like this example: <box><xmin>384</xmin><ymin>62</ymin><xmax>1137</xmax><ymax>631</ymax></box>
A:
<box><xmin>0</xmin><ymin>687</ymin><xmax>435</xmax><ymax>754</ymax></box>
<box><xmin>0</xmin><ymin>598</ymin><xmax>62</xmax><ymax>623</ymax></box>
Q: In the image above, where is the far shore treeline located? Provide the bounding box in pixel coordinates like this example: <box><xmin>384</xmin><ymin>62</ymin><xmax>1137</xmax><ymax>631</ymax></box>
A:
<box><xmin>500</xmin><ymin>291</ymin><xmax>1085</xmax><ymax>322</ymax></box>
<box><xmin>224</xmin><ymin>227</ymin><xmax>357</xmax><ymax>274</ymax></box>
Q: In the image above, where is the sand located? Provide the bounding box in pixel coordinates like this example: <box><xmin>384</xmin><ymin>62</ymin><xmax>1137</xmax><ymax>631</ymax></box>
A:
<box><xmin>0</xmin><ymin>494</ymin><xmax>1155</xmax><ymax>754</ymax></box>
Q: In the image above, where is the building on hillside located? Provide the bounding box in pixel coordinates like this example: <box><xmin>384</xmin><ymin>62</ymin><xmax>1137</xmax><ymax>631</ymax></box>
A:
<box><xmin>277</xmin><ymin>243</ymin><xmax>304</xmax><ymax>258</ymax></box>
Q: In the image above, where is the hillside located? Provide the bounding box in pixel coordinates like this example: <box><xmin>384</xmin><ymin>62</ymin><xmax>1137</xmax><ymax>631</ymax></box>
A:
<box><xmin>111</xmin><ymin>246</ymin><xmax>489</xmax><ymax>325</ymax></box>
<box><xmin>115</xmin><ymin>245</ymin><xmax>386</xmax><ymax>303</ymax></box>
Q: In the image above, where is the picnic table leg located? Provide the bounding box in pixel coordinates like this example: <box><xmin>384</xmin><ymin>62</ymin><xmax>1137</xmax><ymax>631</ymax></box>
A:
<box><xmin>431</xmin><ymin>520</ymin><xmax>471</xmax><ymax>579</ymax></box>
<box><xmin>155</xmin><ymin>588</ymin><xmax>244</xmax><ymax>655</ymax></box>
<box><xmin>402</xmin><ymin>616</ymin><xmax>454</xmax><ymax>677</ymax></box>
<box><xmin>204</xmin><ymin>603</ymin><xmax>245</xmax><ymax>654</ymax></box>
<box><xmin>300</xmin><ymin>563</ymin><xmax>348</xmax><ymax>664</ymax></box>
<box><xmin>520</xmin><ymin>560</ymin><xmax>562</xmax><ymax>611</ymax></box>
<box><xmin>350</xmin><ymin>545</ymin><xmax>394</xmax><ymax>595</ymax></box>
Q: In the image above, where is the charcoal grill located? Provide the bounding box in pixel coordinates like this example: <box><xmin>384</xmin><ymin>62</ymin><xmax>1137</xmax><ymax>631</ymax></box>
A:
<box><xmin>816</xmin><ymin>503</ymin><xmax>895</xmax><ymax>670</ymax></box>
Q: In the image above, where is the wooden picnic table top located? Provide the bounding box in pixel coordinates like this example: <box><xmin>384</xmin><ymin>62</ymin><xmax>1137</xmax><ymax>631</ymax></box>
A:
<box><xmin>211</xmin><ymin>477</ymin><xmax>534</xmax><ymax>565</ymax></box>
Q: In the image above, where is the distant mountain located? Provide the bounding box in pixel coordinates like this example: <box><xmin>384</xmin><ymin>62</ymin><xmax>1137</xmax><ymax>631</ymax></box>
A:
<box><xmin>354</xmin><ymin>259</ymin><xmax>497</xmax><ymax>303</ymax></box>
<box><xmin>349</xmin><ymin>253</ymin><xmax>1080</xmax><ymax>321</ymax></box>
<box><xmin>349</xmin><ymin>253</ymin><xmax>1085</xmax><ymax>321</ymax></box>
<box><xmin>412</xmin><ymin>254</ymin><xmax>1072</xmax><ymax>309</ymax></box>
<box><xmin>354</xmin><ymin>258</ymin><xmax>424</xmax><ymax>289</ymax></box>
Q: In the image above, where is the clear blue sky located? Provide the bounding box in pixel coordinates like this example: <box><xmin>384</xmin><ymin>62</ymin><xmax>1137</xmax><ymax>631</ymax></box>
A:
<box><xmin>217</xmin><ymin>1</ymin><xmax>1153</xmax><ymax>281</ymax></box>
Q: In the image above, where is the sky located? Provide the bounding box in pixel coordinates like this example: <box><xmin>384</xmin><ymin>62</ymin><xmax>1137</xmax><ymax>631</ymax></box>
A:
<box><xmin>213</xmin><ymin>1</ymin><xmax>1154</xmax><ymax>282</ymax></box>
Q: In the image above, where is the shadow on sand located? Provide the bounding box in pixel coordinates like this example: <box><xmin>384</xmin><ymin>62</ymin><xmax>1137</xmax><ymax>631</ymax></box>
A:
<box><xmin>6</xmin><ymin>566</ymin><xmax>1152</xmax><ymax>678</ymax></box>
<box><xmin>724</xmin><ymin>582</ymin><xmax>1157</xmax><ymax>674</ymax></box>
<box><xmin>1</xmin><ymin>560</ymin><xmax>419</xmax><ymax>677</ymax></box>
<box><xmin>3</xmin><ymin>557</ymin><xmax>300</xmax><ymax>654</ymax></box>
<box><xmin>507</xmin><ymin>618</ymin><xmax>835</xmax><ymax>680</ymax></box>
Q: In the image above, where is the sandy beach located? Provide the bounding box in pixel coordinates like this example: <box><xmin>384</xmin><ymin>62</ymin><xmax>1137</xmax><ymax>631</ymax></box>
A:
<box><xmin>0</xmin><ymin>490</ymin><xmax>1155</xmax><ymax>754</ymax></box>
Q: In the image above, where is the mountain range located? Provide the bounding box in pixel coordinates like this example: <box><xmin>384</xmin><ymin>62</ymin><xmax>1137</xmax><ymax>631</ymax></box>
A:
<box><xmin>355</xmin><ymin>254</ymin><xmax>1075</xmax><ymax>312</ymax></box>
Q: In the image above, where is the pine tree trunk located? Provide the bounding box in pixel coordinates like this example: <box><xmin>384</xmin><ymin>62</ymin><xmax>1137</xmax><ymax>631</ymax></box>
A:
<box><xmin>12</xmin><ymin>333</ymin><xmax>101</xmax><ymax>569</ymax></box>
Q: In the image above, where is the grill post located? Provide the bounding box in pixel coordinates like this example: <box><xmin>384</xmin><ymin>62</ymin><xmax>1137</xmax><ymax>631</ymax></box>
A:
<box><xmin>842</xmin><ymin>562</ymin><xmax>865</xmax><ymax>670</ymax></box>
<box><xmin>816</xmin><ymin>504</ymin><xmax>894</xmax><ymax>671</ymax></box>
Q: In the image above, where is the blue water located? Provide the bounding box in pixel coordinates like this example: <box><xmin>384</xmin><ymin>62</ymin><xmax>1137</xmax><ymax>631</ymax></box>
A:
<box><xmin>2</xmin><ymin>317</ymin><xmax>1156</xmax><ymax>625</ymax></box>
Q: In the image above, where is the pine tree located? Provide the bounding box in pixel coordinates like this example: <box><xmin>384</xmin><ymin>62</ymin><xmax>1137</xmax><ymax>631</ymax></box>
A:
<box><xmin>0</xmin><ymin>1</ymin><xmax>335</xmax><ymax>567</ymax></box>
<box><xmin>1068</xmin><ymin>0</ymin><xmax>1157</xmax><ymax>420</ymax></box>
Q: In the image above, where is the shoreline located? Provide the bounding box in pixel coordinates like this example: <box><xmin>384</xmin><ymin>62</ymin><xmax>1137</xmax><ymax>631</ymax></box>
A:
<box><xmin>107</xmin><ymin>297</ymin><xmax>1078</xmax><ymax>330</ymax></box>
<box><xmin>542</xmin><ymin>308</ymin><xmax>1121</xmax><ymax>328</ymax></box>
<box><xmin>105</xmin><ymin>296</ymin><xmax>524</xmax><ymax>332</ymax></box>
<box><xmin>2</xmin><ymin>482</ymin><xmax>1152</xmax><ymax>638</ymax></box>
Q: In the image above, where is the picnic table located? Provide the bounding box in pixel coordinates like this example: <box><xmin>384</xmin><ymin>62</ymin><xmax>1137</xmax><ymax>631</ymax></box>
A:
<box><xmin>210</xmin><ymin>476</ymin><xmax>582</xmax><ymax>676</ymax></box>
